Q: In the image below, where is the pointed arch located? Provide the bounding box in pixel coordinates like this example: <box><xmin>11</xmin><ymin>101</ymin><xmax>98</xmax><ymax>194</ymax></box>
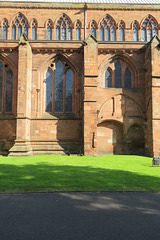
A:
<box><xmin>45</xmin><ymin>19</ymin><xmax>54</xmax><ymax>40</ymax></box>
<box><xmin>75</xmin><ymin>20</ymin><xmax>82</xmax><ymax>40</ymax></box>
<box><xmin>140</xmin><ymin>14</ymin><xmax>158</xmax><ymax>42</ymax></box>
<box><xmin>89</xmin><ymin>20</ymin><xmax>98</xmax><ymax>39</ymax></box>
<box><xmin>132</xmin><ymin>20</ymin><xmax>139</xmax><ymax>41</ymax></box>
<box><xmin>98</xmin><ymin>14</ymin><xmax>116</xmax><ymax>41</ymax></box>
<box><xmin>118</xmin><ymin>20</ymin><xmax>125</xmax><ymax>41</ymax></box>
<box><xmin>1</xmin><ymin>18</ymin><xmax>9</xmax><ymax>40</ymax></box>
<box><xmin>11</xmin><ymin>12</ymin><xmax>29</xmax><ymax>40</ymax></box>
<box><xmin>55</xmin><ymin>13</ymin><xmax>73</xmax><ymax>40</ymax></box>
<box><xmin>31</xmin><ymin>18</ymin><xmax>38</xmax><ymax>40</ymax></box>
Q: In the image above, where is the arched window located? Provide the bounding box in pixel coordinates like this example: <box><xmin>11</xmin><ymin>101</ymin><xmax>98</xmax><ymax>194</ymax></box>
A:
<box><xmin>114</xmin><ymin>61</ymin><xmax>122</xmax><ymax>88</ymax></box>
<box><xmin>75</xmin><ymin>20</ymin><xmax>81</xmax><ymax>40</ymax></box>
<box><xmin>32</xmin><ymin>19</ymin><xmax>37</xmax><ymax>40</ymax></box>
<box><xmin>90</xmin><ymin>20</ymin><xmax>97</xmax><ymax>38</ymax></box>
<box><xmin>46</xmin><ymin>19</ymin><xmax>53</xmax><ymax>40</ymax></box>
<box><xmin>2</xmin><ymin>19</ymin><xmax>8</xmax><ymax>40</ymax></box>
<box><xmin>11</xmin><ymin>13</ymin><xmax>28</xmax><ymax>40</ymax></box>
<box><xmin>141</xmin><ymin>15</ymin><xmax>158</xmax><ymax>42</ymax></box>
<box><xmin>119</xmin><ymin>21</ymin><xmax>125</xmax><ymax>41</ymax></box>
<box><xmin>105</xmin><ymin>69</ymin><xmax>112</xmax><ymax>88</ymax></box>
<box><xmin>99</xmin><ymin>15</ymin><xmax>116</xmax><ymax>41</ymax></box>
<box><xmin>0</xmin><ymin>61</ymin><xmax>13</xmax><ymax>113</ymax></box>
<box><xmin>45</xmin><ymin>60</ymin><xmax>74</xmax><ymax>113</ymax></box>
<box><xmin>133</xmin><ymin>21</ymin><xmax>139</xmax><ymax>41</ymax></box>
<box><xmin>56</xmin><ymin>14</ymin><xmax>73</xmax><ymax>40</ymax></box>
<box><xmin>124</xmin><ymin>68</ymin><xmax>132</xmax><ymax>88</ymax></box>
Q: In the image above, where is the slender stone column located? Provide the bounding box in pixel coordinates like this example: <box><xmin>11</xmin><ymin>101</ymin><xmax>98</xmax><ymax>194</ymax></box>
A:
<box><xmin>83</xmin><ymin>35</ymin><xmax>98</xmax><ymax>155</ymax></box>
<box><xmin>9</xmin><ymin>34</ymin><xmax>32</xmax><ymax>156</ymax></box>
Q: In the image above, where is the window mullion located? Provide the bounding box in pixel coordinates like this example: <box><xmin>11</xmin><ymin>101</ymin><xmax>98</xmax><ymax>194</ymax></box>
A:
<box><xmin>2</xmin><ymin>67</ymin><xmax>5</xmax><ymax>113</ymax></box>
<box><xmin>52</xmin><ymin>70</ymin><xmax>55</xmax><ymax>113</ymax></box>
<box><xmin>122</xmin><ymin>62</ymin><xmax>124</xmax><ymax>88</ymax></box>
<box><xmin>63</xmin><ymin>63</ymin><xmax>66</xmax><ymax>113</ymax></box>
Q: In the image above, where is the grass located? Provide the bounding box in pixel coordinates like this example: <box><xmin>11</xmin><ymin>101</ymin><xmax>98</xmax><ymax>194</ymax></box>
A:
<box><xmin>0</xmin><ymin>155</ymin><xmax>159</xmax><ymax>193</ymax></box>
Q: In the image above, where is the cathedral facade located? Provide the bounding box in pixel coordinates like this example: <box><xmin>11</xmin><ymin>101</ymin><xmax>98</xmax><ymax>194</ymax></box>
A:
<box><xmin>0</xmin><ymin>0</ymin><xmax>160</xmax><ymax>156</ymax></box>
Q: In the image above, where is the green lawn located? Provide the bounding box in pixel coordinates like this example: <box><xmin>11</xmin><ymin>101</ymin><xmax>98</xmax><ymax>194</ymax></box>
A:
<box><xmin>0</xmin><ymin>155</ymin><xmax>159</xmax><ymax>193</ymax></box>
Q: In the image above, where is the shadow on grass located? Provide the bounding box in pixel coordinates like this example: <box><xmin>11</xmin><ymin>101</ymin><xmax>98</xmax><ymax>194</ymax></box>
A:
<box><xmin>0</xmin><ymin>163</ymin><xmax>159</xmax><ymax>192</ymax></box>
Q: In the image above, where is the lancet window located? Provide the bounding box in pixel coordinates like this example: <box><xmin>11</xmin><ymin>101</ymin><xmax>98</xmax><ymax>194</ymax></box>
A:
<box><xmin>99</xmin><ymin>15</ymin><xmax>116</xmax><ymax>41</ymax></box>
<box><xmin>32</xmin><ymin>19</ymin><xmax>38</xmax><ymax>40</ymax></box>
<box><xmin>119</xmin><ymin>21</ymin><xmax>125</xmax><ymax>41</ymax></box>
<box><xmin>75</xmin><ymin>20</ymin><xmax>81</xmax><ymax>40</ymax></box>
<box><xmin>11</xmin><ymin>13</ymin><xmax>28</xmax><ymax>40</ymax></box>
<box><xmin>45</xmin><ymin>60</ymin><xmax>73</xmax><ymax>113</ymax></box>
<box><xmin>90</xmin><ymin>20</ymin><xmax>97</xmax><ymax>38</ymax></box>
<box><xmin>0</xmin><ymin>61</ymin><xmax>13</xmax><ymax>113</ymax></box>
<box><xmin>141</xmin><ymin>15</ymin><xmax>158</xmax><ymax>42</ymax></box>
<box><xmin>2</xmin><ymin>19</ymin><xmax>8</xmax><ymax>40</ymax></box>
<box><xmin>56</xmin><ymin>14</ymin><xmax>72</xmax><ymax>41</ymax></box>
<box><xmin>46</xmin><ymin>19</ymin><xmax>53</xmax><ymax>40</ymax></box>
<box><xmin>133</xmin><ymin>21</ymin><xmax>139</xmax><ymax>41</ymax></box>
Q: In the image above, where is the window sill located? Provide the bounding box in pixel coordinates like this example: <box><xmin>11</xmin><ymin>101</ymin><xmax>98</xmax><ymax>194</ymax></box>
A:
<box><xmin>0</xmin><ymin>113</ymin><xmax>16</xmax><ymax>120</ymax></box>
<box><xmin>36</xmin><ymin>113</ymin><xmax>81</xmax><ymax>120</ymax></box>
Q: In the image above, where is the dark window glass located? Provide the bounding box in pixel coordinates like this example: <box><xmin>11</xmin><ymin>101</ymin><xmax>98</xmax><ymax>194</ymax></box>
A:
<box><xmin>105</xmin><ymin>27</ymin><xmax>110</xmax><ymax>41</ymax></box>
<box><xmin>153</xmin><ymin>28</ymin><xmax>158</xmax><ymax>36</ymax></box>
<box><xmin>32</xmin><ymin>27</ymin><xmax>37</xmax><ymax>40</ymax></box>
<box><xmin>76</xmin><ymin>28</ymin><xmax>81</xmax><ymax>40</ymax></box>
<box><xmin>68</xmin><ymin>27</ymin><xmax>72</xmax><ymax>40</ymax></box>
<box><xmin>47</xmin><ymin>27</ymin><xmax>52</xmax><ymax>40</ymax></box>
<box><xmin>3</xmin><ymin>27</ymin><xmax>7</xmax><ymax>40</ymax></box>
<box><xmin>91</xmin><ymin>28</ymin><xmax>96</xmax><ymax>38</ymax></box>
<box><xmin>124</xmin><ymin>68</ymin><xmax>132</xmax><ymax>88</ymax></box>
<box><xmin>99</xmin><ymin>27</ymin><xmax>104</xmax><ymax>41</ymax></box>
<box><xmin>147</xmin><ymin>28</ymin><xmax>152</xmax><ymax>42</ymax></box>
<box><xmin>12</xmin><ymin>26</ymin><xmax>16</xmax><ymax>40</ymax></box>
<box><xmin>24</xmin><ymin>27</ymin><xmax>28</xmax><ymax>38</ymax></box>
<box><xmin>45</xmin><ymin>69</ymin><xmax>53</xmax><ymax>112</ymax></box>
<box><xmin>5</xmin><ymin>69</ymin><xmax>13</xmax><ymax>113</ymax></box>
<box><xmin>55</xmin><ymin>61</ymin><xmax>63</xmax><ymax>113</ymax></box>
<box><xmin>62</xmin><ymin>28</ymin><xmax>66</xmax><ymax>40</ymax></box>
<box><xmin>133</xmin><ymin>29</ymin><xmax>138</xmax><ymax>41</ymax></box>
<box><xmin>105</xmin><ymin>69</ymin><xmax>112</xmax><ymax>88</ymax></box>
<box><xmin>18</xmin><ymin>26</ymin><xmax>22</xmax><ymax>39</ymax></box>
<box><xmin>56</xmin><ymin>27</ymin><xmax>60</xmax><ymax>40</ymax></box>
<box><xmin>65</xmin><ymin>69</ymin><xmax>73</xmax><ymax>113</ymax></box>
<box><xmin>114</xmin><ymin>61</ymin><xmax>122</xmax><ymax>88</ymax></box>
<box><xmin>119</xmin><ymin>28</ymin><xmax>124</xmax><ymax>41</ymax></box>
<box><xmin>141</xmin><ymin>29</ymin><xmax>146</xmax><ymax>41</ymax></box>
<box><xmin>0</xmin><ymin>62</ymin><xmax>3</xmax><ymax>112</ymax></box>
<box><xmin>111</xmin><ymin>28</ymin><xmax>116</xmax><ymax>41</ymax></box>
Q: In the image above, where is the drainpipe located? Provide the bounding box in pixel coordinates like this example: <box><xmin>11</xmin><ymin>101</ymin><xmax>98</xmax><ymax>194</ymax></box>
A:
<box><xmin>84</xmin><ymin>2</ymin><xmax>87</xmax><ymax>40</ymax></box>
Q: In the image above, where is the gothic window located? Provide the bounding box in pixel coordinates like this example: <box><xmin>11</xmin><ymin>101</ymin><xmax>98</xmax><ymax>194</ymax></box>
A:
<box><xmin>124</xmin><ymin>68</ymin><xmax>132</xmax><ymax>88</ymax></box>
<box><xmin>0</xmin><ymin>61</ymin><xmax>13</xmax><ymax>113</ymax></box>
<box><xmin>2</xmin><ymin>19</ymin><xmax>8</xmax><ymax>40</ymax></box>
<box><xmin>133</xmin><ymin>21</ymin><xmax>139</xmax><ymax>41</ymax></box>
<box><xmin>90</xmin><ymin>20</ymin><xmax>97</xmax><ymax>38</ymax></box>
<box><xmin>11</xmin><ymin>13</ymin><xmax>28</xmax><ymax>40</ymax></box>
<box><xmin>119</xmin><ymin>21</ymin><xmax>125</xmax><ymax>41</ymax></box>
<box><xmin>105</xmin><ymin>69</ymin><xmax>112</xmax><ymax>88</ymax></box>
<box><xmin>99</xmin><ymin>15</ymin><xmax>116</xmax><ymax>41</ymax></box>
<box><xmin>114</xmin><ymin>61</ymin><xmax>122</xmax><ymax>88</ymax></box>
<box><xmin>32</xmin><ymin>19</ymin><xmax>37</xmax><ymax>40</ymax></box>
<box><xmin>75</xmin><ymin>20</ymin><xmax>81</xmax><ymax>40</ymax></box>
<box><xmin>56</xmin><ymin>14</ymin><xmax>73</xmax><ymax>40</ymax></box>
<box><xmin>45</xmin><ymin>60</ymin><xmax>73</xmax><ymax>113</ymax></box>
<box><xmin>46</xmin><ymin>19</ymin><xmax>53</xmax><ymax>40</ymax></box>
<box><xmin>105</xmin><ymin>60</ymin><xmax>132</xmax><ymax>89</ymax></box>
<box><xmin>141</xmin><ymin>15</ymin><xmax>158</xmax><ymax>42</ymax></box>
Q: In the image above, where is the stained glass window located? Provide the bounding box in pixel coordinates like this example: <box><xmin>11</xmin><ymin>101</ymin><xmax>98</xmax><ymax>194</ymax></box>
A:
<box><xmin>65</xmin><ymin>70</ymin><xmax>73</xmax><ymax>113</ymax></box>
<box><xmin>5</xmin><ymin>69</ymin><xmax>13</xmax><ymax>113</ymax></box>
<box><xmin>124</xmin><ymin>68</ymin><xmax>132</xmax><ymax>88</ymax></box>
<box><xmin>45</xmin><ymin>69</ymin><xmax>53</xmax><ymax>112</ymax></box>
<box><xmin>99</xmin><ymin>15</ymin><xmax>116</xmax><ymax>41</ymax></box>
<box><xmin>105</xmin><ymin>69</ymin><xmax>112</xmax><ymax>88</ymax></box>
<box><xmin>55</xmin><ymin>61</ymin><xmax>63</xmax><ymax>113</ymax></box>
<box><xmin>141</xmin><ymin>15</ymin><xmax>158</xmax><ymax>42</ymax></box>
<box><xmin>11</xmin><ymin>13</ymin><xmax>28</xmax><ymax>40</ymax></box>
<box><xmin>56</xmin><ymin>14</ymin><xmax>72</xmax><ymax>40</ymax></box>
<box><xmin>32</xmin><ymin>19</ymin><xmax>37</xmax><ymax>40</ymax></box>
<box><xmin>114</xmin><ymin>61</ymin><xmax>122</xmax><ymax>88</ymax></box>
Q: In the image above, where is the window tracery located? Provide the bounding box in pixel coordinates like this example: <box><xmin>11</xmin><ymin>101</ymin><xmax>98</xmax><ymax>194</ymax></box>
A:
<box><xmin>46</xmin><ymin>19</ymin><xmax>53</xmax><ymax>40</ymax></box>
<box><xmin>45</xmin><ymin>60</ymin><xmax>73</xmax><ymax>113</ymax></box>
<box><xmin>132</xmin><ymin>21</ymin><xmax>139</xmax><ymax>41</ymax></box>
<box><xmin>56</xmin><ymin>14</ymin><xmax>72</xmax><ymax>40</ymax></box>
<box><xmin>99</xmin><ymin>15</ymin><xmax>116</xmax><ymax>41</ymax></box>
<box><xmin>2</xmin><ymin>19</ymin><xmax>8</xmax><ymax>40</ymax></box>
<box><xmin>32</xmin><ymin>19</ymin><xmax>38</xmax><ymax>40</ymax></box>
<box><xmin>119</xmin><ymin>21</ymin><xmax>125</xmax><ymax>41</ymax></box>
<box><xmin>11</xmin><ymin>13</ymin><xmax>28</xmax><ymax>40</ymax></box>
<box><xmin>141</xmin><ymin>15</ymin><xmax>158</xmax><ymax>42</ymax></box>
<box><xmin>75</xmin><ymin>20</ymin><xmax>81</xmax><ymax>40</ymax></box>
<box><xmin>0</xmin><ymin>61</ymin><xmax>13</xmax><ymax>113</ymax></box>
<box><xmin>90</xmin><ymin>20</ymin><xmax>97</xmax><ymax>38</ymax></box>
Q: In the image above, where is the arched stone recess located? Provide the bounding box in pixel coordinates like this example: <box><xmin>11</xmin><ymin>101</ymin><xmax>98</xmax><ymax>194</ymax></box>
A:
<box><xmin>98</xmin><ymin>93</ymin><xmax>145</xmax><ymax>127</ymax></box>
<box><xmin>97</xmin><ymin>120</ymin><xmax>124</xmax><ymax>155</ymax></box>
<box><xmin>36</xmin><ymin>53</ymin><xmax>79</xmax><ymax>117</ymax></box>
<box><xmin>98</xmin><ymin>53</ymin><xmax>139</xmax><ymax>88</ymax></box>
<box><xmin>125</xmin><ymin>124</ymin><xmax>145</xmax><ymax>155</ymax></box>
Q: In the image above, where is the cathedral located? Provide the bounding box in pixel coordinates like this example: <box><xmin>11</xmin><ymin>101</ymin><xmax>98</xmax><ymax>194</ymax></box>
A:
<box><xmin>0</xmin><ymin>0</ymin><xmax>160</xmax><ymax>156</ymax></box>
